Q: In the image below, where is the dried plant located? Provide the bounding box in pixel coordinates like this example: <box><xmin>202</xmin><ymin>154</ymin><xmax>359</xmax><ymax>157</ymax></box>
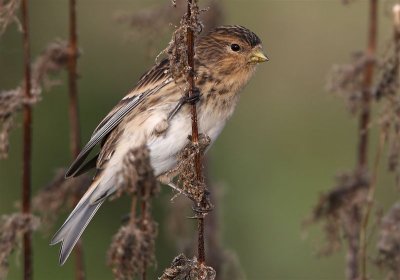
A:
<box><xmin>163</xmin><ymin>0</ymin><xmax>203</xmax><ymax>82</ymax></box>
<box><xmin>0</xmin><ymin>40</ymin><xmax>70</xmax><ymax>159</ymax></box>
<box><xmin>159</xmin><ymin>254</ymin><xmax>216</xmax><ymax>280</ymax></box>
<box><xmin>108</xmin><ymin>146</ymin><xmax>160</xmax><ymax>279</ymax></box>
<box><xmin>32</xmin><ymin>169</ymin><xmax>90</xmax><ymax>231</ymax></box>
<box><xmin>0</xmin><ymin>213</ymin><xmax>40</xmax><ymax>280</ymax></box>
<box><xmin>20</xmin><ymin>1</ymin><xmax>33</xmax><ymax>278</ymax></box>
<box><xmin>327</xmin><ymin>51</ymin><xmax>375</xmax><ymax>115</ymax></box>
<box><xmin>157</xmin><ymin>1</ymin><xmax>215</xmax><ymax>276</ymax></box>
<box><xmin>115</xmin><ymin>0</ymin><xmax>223</xmax><ymax>57</ymax></box>
<box><xmin>376</xmin><ymin>202</ymin><xmax>400</xmax><ymax>279</ymax></box>
<box><xmin>174</xmin><ymin>134</ymin><xmax>211</xmax><ymax>206</ymax></box>
<box><xmin>0</xmin><ymin>0</ymin><xmax>21</xmax><ymax>35</ymax></box>
<box><xmin>66</xmin><ymin>0</ymin><xmax>85</xmax><ymax>277</ymax></box>
<box><xmin>310</xmin><ymin>1</ymin><xmax>379</xmax><ymax>279</ymax></box>
<box><xmin>31</xmin><ymin>39</ymin><xmax>70</xmax><ymax>92</ymax></box>
<box><xmin>307</xmin><ymin>171</ymin><xmax>369</xmax><ymax>257</ymax></box>
<box><xmin>108</xmin><ymin>219</ymin><xmax>158</xmax><ymax>280</ymax></box>
<box><xmin>113</xmin><ymin>145</ymin><xmax>160</xmax><ymax>200</ymax></box>
<box><xmin>373</xmin><ymin>5</ymin><xmax>400</xmax><ymax>187</ymax></box>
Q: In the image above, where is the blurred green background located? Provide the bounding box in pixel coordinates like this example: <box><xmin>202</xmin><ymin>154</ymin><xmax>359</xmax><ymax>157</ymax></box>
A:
<box><xmin>1</xmin><ymin>0</ymin><xmax>399</xmax><ymax>279</ymax></box>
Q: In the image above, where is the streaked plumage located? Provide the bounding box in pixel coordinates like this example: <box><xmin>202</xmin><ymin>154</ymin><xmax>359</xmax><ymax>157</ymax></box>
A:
<box><xmin>51</xmin><ymin>25</ymin><xmax>268</xmax><ymax>265</ymax></box>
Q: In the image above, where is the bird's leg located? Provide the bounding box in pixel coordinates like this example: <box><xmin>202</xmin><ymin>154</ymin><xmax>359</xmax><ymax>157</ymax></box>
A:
<box><xmin>167</xmin><ymin>88</ymin><xmax>201</xmax><ymax>120</ymax></box>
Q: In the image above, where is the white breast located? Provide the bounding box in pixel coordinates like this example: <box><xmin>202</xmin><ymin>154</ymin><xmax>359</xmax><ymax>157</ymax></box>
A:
<box><xmin>148</xmin><ymin>105</ymin><xmax>229</xmax><ymax>176</ymax></box>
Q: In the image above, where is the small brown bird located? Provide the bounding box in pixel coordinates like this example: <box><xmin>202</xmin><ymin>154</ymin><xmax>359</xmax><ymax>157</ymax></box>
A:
<box><xmin>51</xmin><ymin>25</ymin><xmax>268</xmax><ymax>264</ymax></box>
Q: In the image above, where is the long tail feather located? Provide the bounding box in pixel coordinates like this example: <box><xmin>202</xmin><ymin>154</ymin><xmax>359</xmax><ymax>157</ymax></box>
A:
<box><xmin>50</xmin><ymin>180</ymin><xmax>105</xmax><ymax>265</ymax></box>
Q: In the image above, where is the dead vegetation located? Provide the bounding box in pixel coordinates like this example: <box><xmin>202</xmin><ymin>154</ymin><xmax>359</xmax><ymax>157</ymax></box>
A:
<box><xmin>0</xmin><ymin>214</ymin><xmax>39</xmax><ymax>280</ymax></box>
<box><xmin>0</xmin><ymin>40</ymin><xmax>70</xmax><ymax>158</ymax></box>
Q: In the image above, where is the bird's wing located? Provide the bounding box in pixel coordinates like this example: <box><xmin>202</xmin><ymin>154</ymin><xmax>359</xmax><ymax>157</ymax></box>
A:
<box><xmin>65</xmin><ymin>58</ymin><xmax>172</xmax><ymax>178</ymax></box>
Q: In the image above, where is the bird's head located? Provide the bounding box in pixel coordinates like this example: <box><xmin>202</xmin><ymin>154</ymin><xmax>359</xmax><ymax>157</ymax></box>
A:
<box><xmin>196</xmin><ymin>25</ymin><xmax>268</xmax><ymax>78</ymax></box>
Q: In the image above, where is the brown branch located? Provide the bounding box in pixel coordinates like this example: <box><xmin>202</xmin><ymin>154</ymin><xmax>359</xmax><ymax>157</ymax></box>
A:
<box><xmin>351</xmin><ymin>1</ymin><xmax>378</xmax><ymax>279</ymax></box>
<box><xmin>20</xmin><ymin>0</ymin><xmax>32</xmax><ymax>279</ymax></box>
<box><xmin>68</xmin><ymin>0</ymin><xmax>80</xmax><ymax>159</ymax></box>
<box><xmin>140</xmin><ymin>194</ymin><xmax>147</xmax><ymax>280</ymax></box>
<box><xmin>186</xmin><ymin>0</ymin><xmax>206</xmax><ymax>265</ymax></box>
<box><xmin>67</xmin><ymin>0</ymin><xmax>85</xmax><ymax>279</ymax></box>
<box><xmin>357</xmin><ymin>0</ymin><xmax>377</xmax><ymax>170</ymax></box>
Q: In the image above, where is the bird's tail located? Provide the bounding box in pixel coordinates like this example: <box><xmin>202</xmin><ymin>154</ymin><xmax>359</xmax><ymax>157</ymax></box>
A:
<box><xmin>50</xmin><ymin>179</ymin><xmax>105</xmax><ymax>265</ymax></box>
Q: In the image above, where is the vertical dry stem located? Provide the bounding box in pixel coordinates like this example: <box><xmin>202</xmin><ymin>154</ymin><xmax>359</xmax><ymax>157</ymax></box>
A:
<box><xmin>360</xmin><ymin>128</ymin><xmax>387</xmax><ymax>280</ymax></box>
<box><xmin>357</xmin><ymin>0</ymin><xmax>377</xmax><ymax>170</ymax></box>
<box><xmin>67</xmin><ymin>0</ymin><xmax>85</xmax><ymax>279</ymax></box>
<box><xmin>351</xmin><ymin>1</ymin><xmax>378</xmax><ymax>279</ymax></box>
<box><xmin>68</xmin><ymin>0</ymin><xmax>80</xmax><ymax>158</ymax></box>
<box><xmin>140</xmin><ymin>192</ymin><xmax>147</xmax><ymax>280</ymax></box>
<box><xmin>185</xmin><ymin>0</ymin><xmax>206</xmax><ymax>264</ymax></box>
<box><xmin>20</xmin><ymin>0</ymin><xmax>32</xmax><ymax>279</ymax></box>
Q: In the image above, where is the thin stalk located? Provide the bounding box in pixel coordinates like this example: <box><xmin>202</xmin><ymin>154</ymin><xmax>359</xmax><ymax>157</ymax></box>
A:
<box><xmin>140</xmin><ymin>198</ymin><xmax>147</xmax><ymax>280</ymax></box>
<box><xmin>68</xmin><ymin>0</ymin><xmax>81</xmax><ymax>158</ymax></box>
<box><xmin>360</xmin><ymin>128</ymin><xmax>387</xmax><ymax>280</ymax></box>
<box><xmin>350</xmin><ymin>1</ymin><xmax>378</xmax><ymax>279</ymax></box>
<box><xmin>186</xmin><ymin>0</ymin><xmax>206</xmax><ymax>264</ymax></box>
<box><xmin>357</xmin><ymin>0</ymin><xmax>377</xmax><ymax>170</ymax></box>
<box><xmin>20</xmin><ymin>0</ymin><xmax>32</xmax><ymax>279</ymax></box>
<box><xmin>67</xmin><ymin>0</ymin><xmax>85</xmax><ymax>279</ymax></box>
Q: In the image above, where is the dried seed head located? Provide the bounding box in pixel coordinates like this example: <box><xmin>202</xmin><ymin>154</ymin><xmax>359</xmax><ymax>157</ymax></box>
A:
<box><xmin>31</xmin><ymin>40</ymin><xmax>71</xmax><ymax>92</ymax></box>
<box><xmin>305</xmin><ymin>170</ymin><xmax>369</xmax><ymax>256</ymax></box>
<box><xmin>327</xmin><ymin>52</ymin><xmax>374</xmax><ymax>115</ymax></box>
<box><xmin>159</xmin><ymin>254</ymin><xmax>216</xmax><ymax>280</ymax></box>
<box><xmin>175</xmin><ymin>134</ymin><xmax>211</xmax><ymax>208</ymax></box>
<box><xmin>0</xmin><ymin>89</ymin><xmax>22</xmax><ymax>159</ymax></box>
<box><xmin>0</xmin><ymin>213</ymin><xmax>40</xmax><ymax>280</ymax></box>
<box><xmin>108</xmin><ymin>145</ymin><xmax>159</xmax><ymax>278</ymax></box>
<box><xmin>376</xmin><ymin>202</ymin><xmax>400</xmax><ymax>279</ymax></box>
<box><xmin>115</xmin><ymin>0</ymin><xmax>222</xmax><ymax>58</ymax></box>
<box><xmin>160</xmin><ymin>0</ymin><xmax>203</xmax><ymax>82</ymax></box>
<box><xmin>108</xmin><ymin>219</ymin><xmax>158</xmax><ymax>280</ymax></box>
<box><xmin>0</xmin><ymin>0</ymin><xmax>21</xmax><ymax>35</ymax></box>
<box><xmin>113</xmin><ymin>145</ymin><xmax>159</xmax><ymax>200</ymax></box>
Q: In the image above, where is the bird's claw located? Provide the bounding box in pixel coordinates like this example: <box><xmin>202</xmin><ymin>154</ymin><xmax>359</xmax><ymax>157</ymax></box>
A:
<box><xmin>184</xmin><ymin>88</ymin><xmax>201</xmax><ymax>105</ymax></box>
<box><xmin>168</xmin><ymin>88</ymin><xmax>201</xmax><ymax>120</ymax></box>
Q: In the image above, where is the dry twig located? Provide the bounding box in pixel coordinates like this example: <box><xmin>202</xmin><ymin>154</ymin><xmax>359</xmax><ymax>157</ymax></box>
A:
<box><xmin>0</xmin><ymin>214</ymin><xmax>39</xmax><ymax>280</ymax></box>
<box><xmin>0</xmin><ymin>0</ymin><xmax>21</xmax><ymax>35</ymax></box>
<box><xmin>376</xmin><ymin>202</ymin><xmax>400</xmax><ymax>280</ymax></box>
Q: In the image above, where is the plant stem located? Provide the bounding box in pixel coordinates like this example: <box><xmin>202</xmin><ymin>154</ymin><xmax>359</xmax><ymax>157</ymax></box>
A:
<box><xmin>357</xmin><ymin>0</ymin><xmax>377</xmax><ymax>171</ymax></box>
<box><xmin>68</xmin><ymin>0</ymin><xmax>81</xmax><ymax>159</ymax></box>
<box><xmin>351</xmin><ymin>1</ymin><xmax>378</xmax><ymax>279</ymax></box>
<box><xmin>357</xmin><ymin>0</ymin><xmax>377</xmax><ymax>169</ymax></box>
<box><xmin>140</xmin><ymin>198</ymin><xmax>147</xmax><ymax>280</ymax></box>
<box><xmin>360</xmin><ymin>128</ymin><xmax>386</xmax><ymax>280</ymax></box>
<box><xmin>186</xmin><ymin>0</ymin><xmax>206</xmax><ymax>264</ymax></box>
<box><xmin>67</xmin><ymin>0</ymin><xmax>85</xmax><ymax>279</ymax></box>
<box><xmin>20</xmin><ymin>0</ymin><xmax>32</xmax><ymax>279</ymax></box>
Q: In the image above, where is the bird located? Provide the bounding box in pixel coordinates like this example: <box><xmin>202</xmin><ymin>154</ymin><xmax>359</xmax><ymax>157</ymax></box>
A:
<box><xmin>51</xmin><ymin>25</ymin><xmax>268</xmax><ymax>265</ymax></box>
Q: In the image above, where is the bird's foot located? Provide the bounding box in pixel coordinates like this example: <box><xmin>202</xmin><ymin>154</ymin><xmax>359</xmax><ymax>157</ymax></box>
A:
<box><xmin>168</xmin><ymin>88</ymin><xmax>201</xmax><ymax>120</ymax></box>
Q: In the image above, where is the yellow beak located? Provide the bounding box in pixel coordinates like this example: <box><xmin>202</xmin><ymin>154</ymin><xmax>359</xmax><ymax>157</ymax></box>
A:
<box><xmin>250</xmin><ymin>50</ymin><xmax>269</xmax><ymax>63</ymax></box>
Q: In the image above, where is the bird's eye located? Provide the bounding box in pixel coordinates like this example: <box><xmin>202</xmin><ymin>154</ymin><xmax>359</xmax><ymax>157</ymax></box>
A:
<box><xmin>230</xmin><ymin>44</ymin><xmax>241</xmax><ymax>52</ymax></box>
